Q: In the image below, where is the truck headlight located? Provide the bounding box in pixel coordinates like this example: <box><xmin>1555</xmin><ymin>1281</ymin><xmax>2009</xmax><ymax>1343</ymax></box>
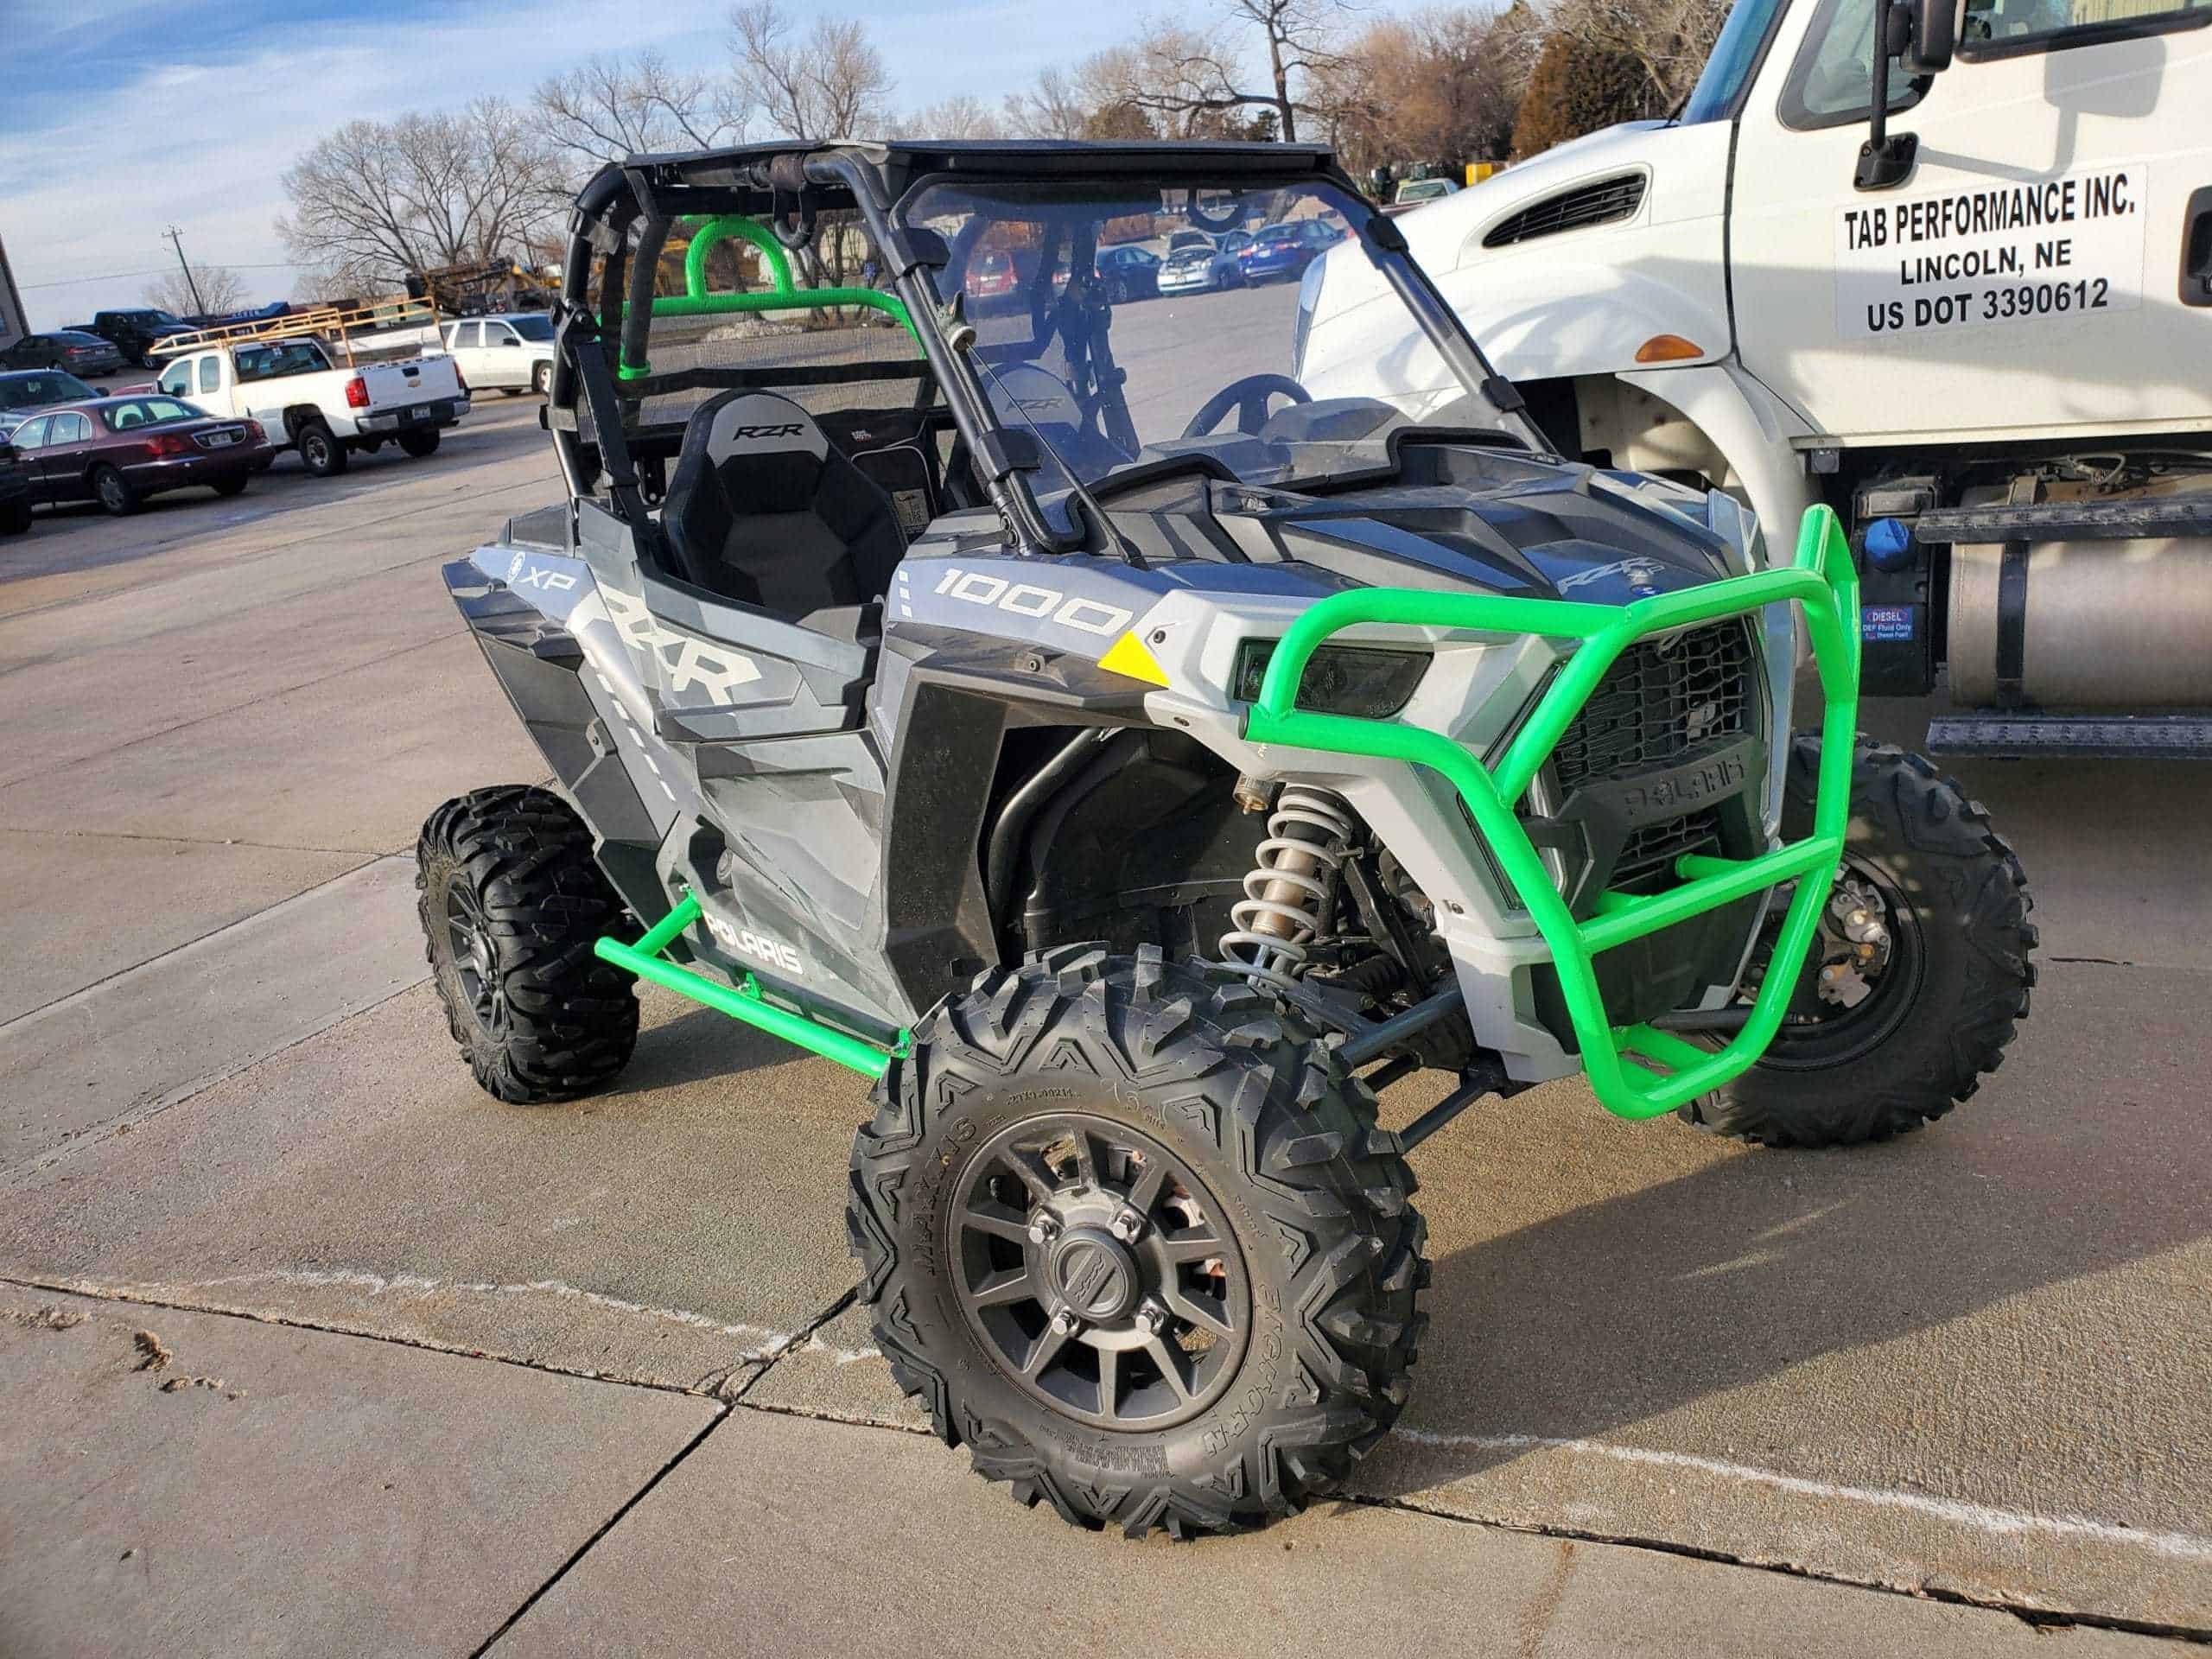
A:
<box><xmin>1232</xmin><ymin>640</ymin><xmax>1428</xmax><ymax>717</ymax></box>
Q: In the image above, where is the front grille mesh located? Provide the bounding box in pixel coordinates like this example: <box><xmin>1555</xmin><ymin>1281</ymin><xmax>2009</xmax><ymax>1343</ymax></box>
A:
<box><xmin>1553</xmin><ymin>622</ymin><xmax>1757</xmax><ymax>794</ymax></box>
<box><xmin>1611</xmin><ymin>809</ymin><xmax>1726</xmax><ymax>895</ymax></box>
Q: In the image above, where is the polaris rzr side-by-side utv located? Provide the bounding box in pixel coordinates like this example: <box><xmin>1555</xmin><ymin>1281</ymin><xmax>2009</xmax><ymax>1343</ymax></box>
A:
<box><xmin>418</xmin><ymin>139</ymin><xmax>2037</xmax><ymax>1537</ymax></box>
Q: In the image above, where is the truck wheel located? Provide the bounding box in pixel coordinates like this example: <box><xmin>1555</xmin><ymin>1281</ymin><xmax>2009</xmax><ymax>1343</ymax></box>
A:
<box><xmin>91</xmin><ymin>465</ymin><xmax>139</xmax><ymax>517</ymax></box>
<box><xmin>531</xmin><ymin>363</ymin><xmax>550</xmax><ymax>396</ymax></box>
<box><xmin>1681</xmin><ymin>735</ymin><xmax>2036</xmax><ymax>1148</ymax></box>
<box><xmin>848</xmin><ymin>945</ymin><xmax>1427</xmax><ymax>1537</ymax></box>
<box><xmin>297</xmin><ymin>421</ymin><xmax>347</xmax><ymax>477</ymax></box>
<box><xmin>415</xmin><ymin>785</ymin><xmax>639</xmax><ymax>1104</ymax></box>
<box><xmin>397</xmin><ymin>429</ymin><xmax>440</xmax><ymax>459</ymax></box>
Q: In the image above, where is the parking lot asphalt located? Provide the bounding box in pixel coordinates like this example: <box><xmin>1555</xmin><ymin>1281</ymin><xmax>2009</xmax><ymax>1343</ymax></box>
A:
<box><xmin>1</xmin><ymin>382</ymin><xmax>2205</xmax><ymax>1653</ymax></box>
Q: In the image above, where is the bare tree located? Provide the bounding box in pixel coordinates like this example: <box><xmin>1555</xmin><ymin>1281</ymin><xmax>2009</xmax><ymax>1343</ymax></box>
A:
<box><xmin>143</xmin><ymin>264</ymin><xmax>248</xmax><ymax>317</ymax></box>
<box><xmin>1557</xmin><ymin>0</ymin><xmax>1732</xmax><ymax>107</ymax></box>
<box><xmin>1107</xmin><ymin>0</ymin><xmax>1349</xmax><ymax>142</ymax></box>
<box><xmin>1313</xmin><ymin>5</ymin><xmax>1540</xmax><ymax>174</ymax></box>
<box><xmin>535</xmin><ymin>50</ymin><xmax>742</xmax><ymax>174</ymax></box>
<box><xmin>728</xmin><ymin>3</ymin><xmax>893</xmax><ymax>139</ymax></box>
<box><xmin>1001</xmin><ymin>66</ymin><xmax>1090</xmax><ymax>139</ymax></box>
<box><xmin>278</xmin><ymin>99</ymin><xmax>563</xmax><ymax>291</ymax></box>
<box><xmin>901</xmin><ymin>92</ymin><xmax>1004</xmax><ymax>139</ymax></box>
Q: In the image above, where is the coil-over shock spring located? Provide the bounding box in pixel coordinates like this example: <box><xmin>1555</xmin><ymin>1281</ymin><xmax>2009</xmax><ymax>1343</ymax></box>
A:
<box><xmin>1219</xmin><ymin>785</ymin><xmax>1358</xmax><ymax>988</ymax></box>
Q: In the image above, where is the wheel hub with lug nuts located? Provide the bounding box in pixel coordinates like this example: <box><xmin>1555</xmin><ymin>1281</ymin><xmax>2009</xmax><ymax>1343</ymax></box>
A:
<box><xmin>950</xmin><ymin>1113</ymin><xmax>1252</xmax><ymax>1431</ymax></box>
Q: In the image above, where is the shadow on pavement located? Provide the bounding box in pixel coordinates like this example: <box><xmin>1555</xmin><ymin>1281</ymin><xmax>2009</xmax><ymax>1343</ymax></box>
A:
<box><xmin>1364</xmin><ymin>978</ymin><xmax>2207</xmax><ymax>1498</ymax></box>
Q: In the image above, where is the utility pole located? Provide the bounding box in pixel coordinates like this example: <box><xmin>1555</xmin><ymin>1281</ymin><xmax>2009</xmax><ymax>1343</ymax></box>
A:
<box><xmin>162</xmin><ymin>226</ymin><xmax>209</xmax><ymax>318</ymax></box>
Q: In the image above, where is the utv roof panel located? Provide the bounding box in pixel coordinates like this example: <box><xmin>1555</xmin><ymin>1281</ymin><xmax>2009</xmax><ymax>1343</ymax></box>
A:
<box><xmin>621</xmin><ymin>137</ymin><xmax>1338</xmax><ymax>175</ymax></box>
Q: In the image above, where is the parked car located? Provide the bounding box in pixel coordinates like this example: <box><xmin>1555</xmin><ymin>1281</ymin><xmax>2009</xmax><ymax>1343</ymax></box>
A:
<box><xmin>965</xmin><ymin>249</ymin><xmax>1021</xmax><ymax>303</ymax></box>
<box><xmin>439</xmin><ymin>313</ymin><xmax>555</xmax><ymax>396</ymax></box>
<box><xmin>5</xmin><ymin>394</ymin><xmax>277</xmax><ymax>516</ymax></box>
<box><xmin>1157</xmin><ymin>231</ymin><xmax>1253</xmax><ymax>295</ymax></box>
<box><xmin>0</xmin><ymin>330</ymin><xmax>125</xmax><ymax>377</ymax></box>
<box><xmin>0</xmin><ymin>436</ymin><xmax>29</xmax><ymax>535</ymax></box>
<box><xmin>1238</xmin><ymin>217</ymin><xmax>1348</xmax><ymax>282</ymax></box>
<box><xmin>0</xmin><ymin>369</ymin><xmax>100</xmax><ymax>439</ymax></box>
<box><xmin>1383</xmin><ymin>177</ymin><xmax>1460</xmax><ymax>217</ymax></box>
<box><xmin>1091</xmin><ymin>244</ymin><xmax>1162</xmax><ymax>302</ymax></box>
<box><xmin>154</xmin><ymin>335</ymin><xmax>467</xmax><ymax>476</ymax></box>
<box><xmin>82</xmin><ymin>308</ymin><xmax>195</xmax><ymax>367</ymax></box>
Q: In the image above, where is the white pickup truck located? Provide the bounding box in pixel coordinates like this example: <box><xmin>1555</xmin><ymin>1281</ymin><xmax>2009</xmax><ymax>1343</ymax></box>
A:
<box><xmin>154</xmin><ymin>337</ymin><xmax>469</xmax><ymax>476</ymax></box>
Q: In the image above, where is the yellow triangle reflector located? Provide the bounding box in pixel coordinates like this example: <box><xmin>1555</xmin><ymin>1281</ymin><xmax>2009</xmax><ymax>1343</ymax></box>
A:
<box><xmin>1097</xmin><ymin>631</ymin><xmax>1171</xmax><ymax>687</ymax></box>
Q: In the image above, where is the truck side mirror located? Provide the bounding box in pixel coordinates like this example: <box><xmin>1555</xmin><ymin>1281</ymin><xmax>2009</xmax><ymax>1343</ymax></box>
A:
<box><xmin>1904</xmin><ymin>0</ymin><xmax>1957</xmax><ymax>72</ymax></box>
<box><xmin>1856</xmin><ymin>0</ymin><xmax>1951</xmax><ymax>191</ymax></box>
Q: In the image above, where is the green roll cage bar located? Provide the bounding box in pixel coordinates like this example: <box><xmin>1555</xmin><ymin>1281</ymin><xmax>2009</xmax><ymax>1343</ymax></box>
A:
<box><xmin>1245</xmin><ymin>503</ymin><xmax>1861</xmax><ymax>1120</ymax></box>
<box><xmin>616</xmin><ymin>213</ymin><xmax>918</xmax><ymax>381</ymax></box>
<box><xmin>593</xmin><ymin>505</ymin><xmax>1861</xmax><ymax>1116</ymax></box>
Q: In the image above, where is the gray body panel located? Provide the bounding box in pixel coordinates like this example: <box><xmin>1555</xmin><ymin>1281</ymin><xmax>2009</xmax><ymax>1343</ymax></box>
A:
<box><xmin>449</xmin><ymin>448</ymin><xmax>1796</xmax><ymax>1082</ymax></box>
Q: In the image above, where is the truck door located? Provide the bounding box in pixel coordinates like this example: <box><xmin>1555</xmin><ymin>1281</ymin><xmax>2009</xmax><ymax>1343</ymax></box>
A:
<box><xmin>156</xmin><ymin>354</ymin><xmax>197</xmax><ymax>402</ymax></box>
<box><xmin>1728</xmin><ymin>0</ymin><xmax>2212</xmax><ymax>441</ymax></box>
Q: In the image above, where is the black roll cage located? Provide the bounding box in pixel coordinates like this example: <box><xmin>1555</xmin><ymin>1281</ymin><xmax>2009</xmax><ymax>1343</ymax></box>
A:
<box><xmin>545</xmin><ymin>138</ymin><xmax>1546</xmax><ymax>560</ymax></box>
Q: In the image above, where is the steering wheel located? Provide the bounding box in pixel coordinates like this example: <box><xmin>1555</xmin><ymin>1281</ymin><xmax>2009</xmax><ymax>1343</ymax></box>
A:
<box><xmin>1181</xmin><ymin>374</ymin><xmax>1312</xmax><ymax>440</ymax></box>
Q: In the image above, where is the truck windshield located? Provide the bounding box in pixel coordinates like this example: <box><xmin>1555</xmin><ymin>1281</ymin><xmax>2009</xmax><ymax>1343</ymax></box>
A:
<box><xmin>897</xmin><ymin>178</ymin><xmax>1508</xmax><ymax>494</ymax></box>
<box><xmin>1679</xmin><ymin>0</ymin><xmax>1789</xmax><ymax>122</ymax></box>
<box><xmin>234</xmin><ymin>341</ymin><xmax>329</xmax><ymax>382</ymax></box>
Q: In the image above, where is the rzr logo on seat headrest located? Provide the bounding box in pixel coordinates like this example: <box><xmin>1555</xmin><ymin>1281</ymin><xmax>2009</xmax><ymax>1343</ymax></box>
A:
<box><xmin>727</xmin><ymin>422</ymin><xmax>804</xmax><ymax>441</ymax></box>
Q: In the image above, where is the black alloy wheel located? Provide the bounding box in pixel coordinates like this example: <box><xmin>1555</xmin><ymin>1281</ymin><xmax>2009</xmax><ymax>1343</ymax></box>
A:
<box><xmin>950</xmin><ymin>1114</ymin><xmax>1254</xmax><ymax>1430</ymax></box>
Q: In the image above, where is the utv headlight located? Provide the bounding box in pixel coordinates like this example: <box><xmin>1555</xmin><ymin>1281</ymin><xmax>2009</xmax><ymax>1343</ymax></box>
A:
<box><xmin>1231</xmin><ymin>640</ymin><xmax>1428</xmax><ymax>717</ymax></box>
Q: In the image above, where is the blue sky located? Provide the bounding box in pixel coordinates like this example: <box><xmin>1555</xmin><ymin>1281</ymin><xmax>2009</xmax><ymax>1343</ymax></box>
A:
<box><xmin>0</xmin><ymin>0</ymin><xmax>1204</xmax><ymax>327</ymax></box>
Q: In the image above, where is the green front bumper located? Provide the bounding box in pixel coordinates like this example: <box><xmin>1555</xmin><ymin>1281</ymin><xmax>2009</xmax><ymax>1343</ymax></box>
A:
<box><xmin>1243</xmin><ymin>505</ymin><xmax>1862</xmax><ymax>1121</ymax></box>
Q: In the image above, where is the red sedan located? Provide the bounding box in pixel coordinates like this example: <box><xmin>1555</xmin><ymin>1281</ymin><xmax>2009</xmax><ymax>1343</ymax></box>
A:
<box><xmin>7</xmin><ymin>394</ymin><xmax>279</xmax><ymax>516</ymax></box>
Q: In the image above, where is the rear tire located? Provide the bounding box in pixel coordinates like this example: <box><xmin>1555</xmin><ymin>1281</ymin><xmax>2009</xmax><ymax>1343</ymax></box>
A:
<box><xmin>297</xmin><ymin>421</ymin><xmax>346</xmax><ymax>476</ymax></box>
<box><xmin>213</xmin><ymin>474</ymin><xmax>249</xmax><ymax>498</ymax></box>
<box><xmin>397</xmin><ymin>428</ymin><xmax>440</xmax><ymax>459</ymax></box>
<box><xmin>92</xmin><ymin>465</ymin><xmax>138</xmax><ymax>517</ymax></box>
<box><xmin>1681</xmin><ymin>734</ymin><xmax>2036</xmax><ymax>1148</ymax></box>
<box><xmin>416</xmin><ymin>785</ymin><xmax>639</xmax><ymax>1104</ymax></box>
<box><xmin>848</xmin><ymin>945</ymin><xmax>1427</xmax><ymax>1537</ymax></box>
<box><xmin>531</xmin><ymin>362</ymin><xmax>550</xmax><ymax>396</ymax></box>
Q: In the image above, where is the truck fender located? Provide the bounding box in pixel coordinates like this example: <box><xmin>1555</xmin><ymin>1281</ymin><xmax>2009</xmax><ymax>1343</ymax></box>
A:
<box><xmin>1596</xmin><ymin>363</ymin><xmax>1818</xmax><ymax>567</ymax></box>
<box><xmin>281</xmin><ymin>404</ymin><xmax>324</xmax><ymax>443</ymax></box>
<box><xmin>1440</xmin><ymin>257</ymin><xmax>1732</xmax><ymax>384</ymax></box>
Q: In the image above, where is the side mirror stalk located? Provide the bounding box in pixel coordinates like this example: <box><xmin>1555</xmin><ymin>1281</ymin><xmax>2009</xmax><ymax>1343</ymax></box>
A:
<box><xmin>1856</xmin><ymin>2</ymin><xmax>1922</xmax><ymax>191</ymax></box>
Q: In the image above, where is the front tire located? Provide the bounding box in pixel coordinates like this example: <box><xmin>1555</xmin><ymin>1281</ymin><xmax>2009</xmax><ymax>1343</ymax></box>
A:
<box><xmin>531</xmin><ymin>362</ymin><xmax>550</xmax><ymax>396</ymax></box>
<box><xmin>848</xmin><ymin>945</ymin><xmax>1427</xmax><ymax>1537</ymax></box>
<box><xmin>212</xmin><ymin>474</ymin><xmax>249</xmax><ymax>498</ymax></box>
<box><xmin>416</xmin><ymin>785</ymin><xmax>639</xmax><ymax>1103</ymax></box>
<box><xmin>1681</xmin><ymin>734</ymin><xmax>2036</xmax><ymax>1148</ymax></box>
<box><xmin>0</xmin><ymin>497</ymin><xmax>29</xmax><ymax>535</ymax></box>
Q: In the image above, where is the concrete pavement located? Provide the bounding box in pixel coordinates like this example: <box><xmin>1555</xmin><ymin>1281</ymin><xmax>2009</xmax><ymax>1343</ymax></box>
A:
<box><xmin>2</xmin><ymin>393</ymin><xmax>2206</xmax><ymax>1651</ymax></box>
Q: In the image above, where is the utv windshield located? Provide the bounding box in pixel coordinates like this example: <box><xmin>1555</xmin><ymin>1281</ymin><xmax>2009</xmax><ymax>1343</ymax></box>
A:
<box><xmin>896</xmin><ymin>179</ymin><xmax>1507</xmax><ymax>497</ymax></box>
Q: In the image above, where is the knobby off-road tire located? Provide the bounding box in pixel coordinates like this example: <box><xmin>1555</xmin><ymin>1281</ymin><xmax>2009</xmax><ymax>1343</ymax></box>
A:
<box><xmin>416</xmin><ymin>785</ymin><xmax>639</xmax><ymax>1104</ymax></box>
<box><xmin>847</xmin><ymin>944</ymin><xmax>1428</xmax><ymax>1538</ymax></box>
<box><xmin>1682</xmin><ymin>734</ymin><xmax>2036</xmax><ymax>1148</ymax></box>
